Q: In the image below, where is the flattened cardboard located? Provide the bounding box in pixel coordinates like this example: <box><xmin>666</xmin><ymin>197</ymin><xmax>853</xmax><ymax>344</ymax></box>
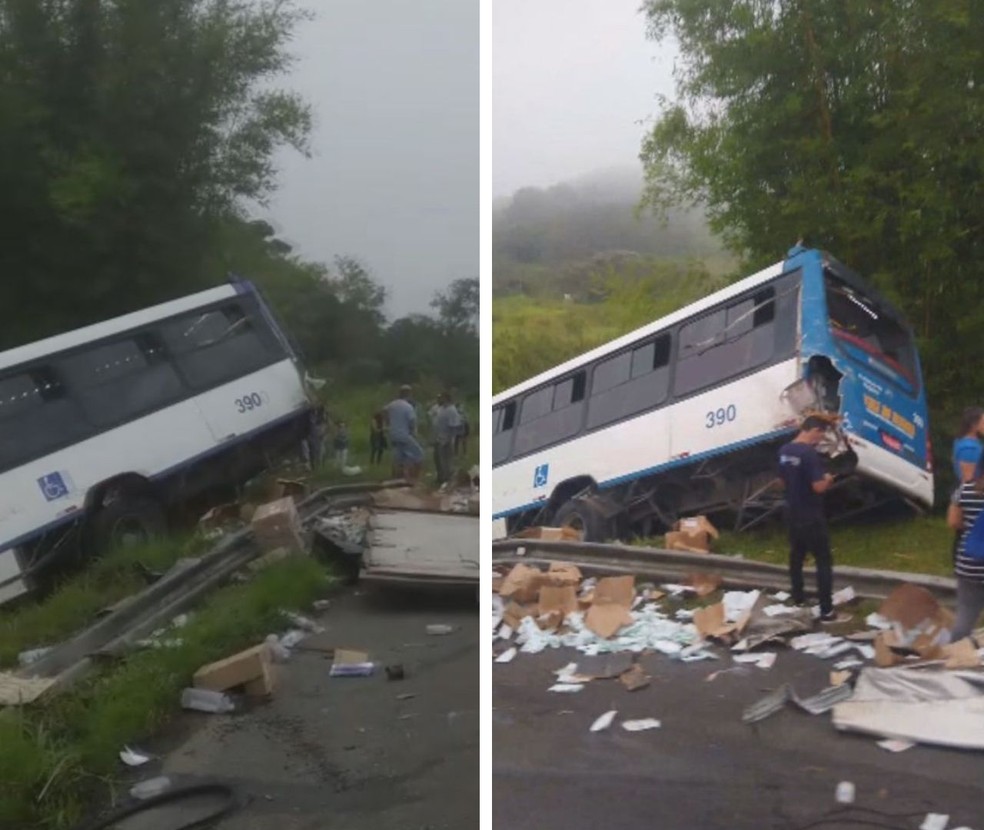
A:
<box><xmin>541</xmin><ymin>562</ymin><xmax>582</xmax><ymax>587</ymax></box>
<box><xmin>593</xmin><ymin>576</ymin><xmax>635</xmax><ymax>608</ymax></box>
<box><xmin>620</xmin><ymin>664</ymin><xmax>651</xmax><ymax>691</ymax></box>
<box><xmin>538</xmin><ymin>585</ymin><xmax>578</xmax><ymax>616</ymax></box>
<box><xmin>503</xmin><ymin>602</ymin><xmax>536</xmax><ymax>630</ymax></box>
<box><xmin>498</xmin><ymin>563</ymin><xmax>543</xmax><ymax>604</ymax></box>
<box><xmin>585</xmin><ymin>604</ymin><xmax>634</xmax><ymax>639</ymax></box>
<box><xmin>688</xmin><ymin>572</ymin><xmax>723</xmax><ymax>597</ymax></box>
<box><xmin>942</xmin><ymin>637</ymin><xmax>981</xmax><ymax>669</ymax></box>
<box><xmin>878</xmin><ymin>584</ymin><xmax>943</xmax><ymax>631</ymax></box>
<box><xmin>693</xmin><ymin>602</ymin><xmax>736</xmax><ymax>640</ymax></box>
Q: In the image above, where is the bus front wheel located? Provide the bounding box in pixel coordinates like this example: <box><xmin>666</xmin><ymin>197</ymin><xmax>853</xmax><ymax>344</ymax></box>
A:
<box><xmin>89</xmin><ymin>496</ymin><xmax>168</xmax><ymax>553</ymax></box>
<box><xmin>553</xmin><ymin>498</ymin><xmax>612</xmax><ymax>543</ymax></box>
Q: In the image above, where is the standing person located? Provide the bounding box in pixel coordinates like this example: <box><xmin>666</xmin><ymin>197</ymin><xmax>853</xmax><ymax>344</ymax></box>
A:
<box><xmin>946</xmin><ymin>476</ymin><xmax>984</xmax><ymax>644</ymax></box>
<box><xmin>953</xmin><ymin>407</ymin><xmax>984</xmax><ymax>485</ymax></box>
<box><xmin>776</xmin><ymin>415</ymin><xmax>849</xmax><ymax>624</ymax></box>
<box><xmin>301</xmin><ymin>395</ymin><xmax>328</xmax><ymax>470</ymax></box>
<box><xmin>454</xmin><ymin>400</ymin><xmax>470</xmax><ymax>457</ymax></box>
<box><xmin>383</xmin><ymin>385</ymin><xmax>424</xmax><ymax>482</ymax></box>
<box><xmin>369</xmin><ymin>410</ymin><xmax>387</xmax><ymax>466</ymax></box>
<box><xmin>432</xmin><ymin>392</ymin><xmax>461</xmax><ymax>486</ymax></box>
<box><xmin>334</xmin><ymin>421</ymin><xmax>350</xmax><ymax>468</ymax></box>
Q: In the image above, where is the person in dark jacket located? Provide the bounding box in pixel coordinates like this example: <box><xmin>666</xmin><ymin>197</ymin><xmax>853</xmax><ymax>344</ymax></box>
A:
<box><xmin>776</xmin><ymin>415</ymin><xmax>848</xmax><ymax>624</ymax></box>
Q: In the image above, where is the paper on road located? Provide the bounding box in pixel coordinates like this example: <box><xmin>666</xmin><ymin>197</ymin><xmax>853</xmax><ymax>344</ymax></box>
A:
<box><xmin>622</xmin><ymin>718</ymin><xmax>661</xmax><ymax>732</ymax></box>
<box><xmin>590</xmin><ymin>710</ymin><xmax>617</xmax><ymax>732</ymax></box>
<box><xmin>495</xmin><ymin>647</ymin><xmax>517</xmax><ymax>664</ymax></box>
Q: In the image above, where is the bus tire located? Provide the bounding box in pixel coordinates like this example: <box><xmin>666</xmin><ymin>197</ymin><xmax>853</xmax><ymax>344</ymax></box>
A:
<box><xmin>553</xmin><ymin>498</ymin><xmax>611</xmax><ymax>543</ymax></box>
<box><xmin>89</xmin><ymin>496</ymin><xmax>167</xmax><ymax>553</ymax></box>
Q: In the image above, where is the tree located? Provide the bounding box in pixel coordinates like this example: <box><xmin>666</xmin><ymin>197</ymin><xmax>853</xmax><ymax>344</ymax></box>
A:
<box><xmin>0</xmin><ymin>0</ymin><xmax>312</xmax><ymax>349</ymax></box>
<box><xmin>431</xmin><ymin>277</ymin><xmax>479</xmax><ymax>334</ymax></box>
<box><xmin>639</xmin><ymin>0</ymin><xmax>984</xmax><ymax>484</ymax></box>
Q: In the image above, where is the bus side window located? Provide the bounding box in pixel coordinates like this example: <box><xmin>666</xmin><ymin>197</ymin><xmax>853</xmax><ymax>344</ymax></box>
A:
<box><xmin>162</xmin><ymin>303</ymin><xmax>279</xmax><ymax>391</ymax></box>
<box><xmin>587</xmin><ymin>333</ymin><xmax>672</xmax><ymax>429</ymax></box>
<box><xmin>0</xmin><ymin>368</ymin><xmax>89</xmax><ymax>472</ymax></box>
<box><xmin>58</xmin><ymin>335</ymin><xmax>185</xmax><ymax>428</ymax></box>
<box><xmin>492</xmin><ymin>401</ymin><xmax>517</xmax><ymax>465</ymax></box>
<box><xmin>513</xmin><ymin>371</ymin><xmax>587</xmax><ymax>457</ymax></box>
<box><xmin>674</xmin><ymin>290</ymin><xmax>776</xmax><ymax>397</ymax></box>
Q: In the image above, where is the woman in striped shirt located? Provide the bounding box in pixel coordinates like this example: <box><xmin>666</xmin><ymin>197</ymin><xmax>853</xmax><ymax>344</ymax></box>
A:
<box><xmin>947</xmin><ymin>480</ymin><xmax>984</xmax><ymax>642</ymax></box>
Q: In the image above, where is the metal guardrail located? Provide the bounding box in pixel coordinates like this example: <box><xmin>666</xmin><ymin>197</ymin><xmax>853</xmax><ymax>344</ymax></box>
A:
<box><xmin>13</xmin><ymin>480</ymin><xmax>412</xmax><ymax>693</ymax></box>
<box><xmin>492</xmin><ymin>538</ymin><xmax>957</xmax><ymax>602</ymax></box>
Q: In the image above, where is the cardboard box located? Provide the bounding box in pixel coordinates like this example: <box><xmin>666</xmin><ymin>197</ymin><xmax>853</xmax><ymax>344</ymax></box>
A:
<box><xmin>498</xmin><ymin>563</ymin><xmax>543</xmax><ymax>604</ymax></box>
<box><xmin>666</xmin><ymin>515</ymin><xmax>719</xmax><ymax>553</ymax></box>
<box><xmin>251</xmin><ymin>497</ymin><xmax>306</xmax><ymax>553</ymax></box>
<box><xmin>584</xmin><ymin>575</ymin><xmax>636</xmax><ymax>639</ymax></box>
<box><xmin>515</xmin><ymin>526</ymin><xmax>583</xmax><ymax>541</ymax></box>
<box><xmin>540</xmin><ymin>562</ymin><xmax>582</xmax><ymax>588</ymax></box>
<box><xmin>244</xmin><ymin>659</ymin><xmax>278</xmax><ymax>699</ymax></box>
<box><xmin>193</xmin><ymin>643</ymin><xmax>270</xmax><ymax>692</ymax></box>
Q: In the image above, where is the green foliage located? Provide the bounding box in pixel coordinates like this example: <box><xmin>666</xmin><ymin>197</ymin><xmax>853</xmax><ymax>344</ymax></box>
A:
<box><xmin>640</xmin><ymin>0</ymin><xmax>984</xmax><ymax>488</ymax></box>
<box><xmin>493</xmin><ymin>258</ymin><xmax>721</xmax><ymax>392</ymax></box>
<box><xmin>0</xmin><ymin>0</ymin><xmax>313</xmax><ymax>350</ymax></box>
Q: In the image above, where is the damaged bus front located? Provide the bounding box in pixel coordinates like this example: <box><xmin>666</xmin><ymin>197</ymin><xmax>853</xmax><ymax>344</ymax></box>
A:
<box><xmin>789</xmin><ymin>247</ymin><xmax>933</xmax><ymax>513</ymax></box>
<box><xmin>491</xmin><ymin>246</ymin><xmax>932</xmax><ymax>542</ymax></box>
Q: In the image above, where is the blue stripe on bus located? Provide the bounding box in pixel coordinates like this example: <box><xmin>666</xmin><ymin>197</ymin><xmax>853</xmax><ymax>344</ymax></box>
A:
<box><xmin>0</xmin><ymin>407</ymin><xmax>308</xmax><ymax>554</ymax></box>
<box><xmin>491</xmin><ymin>426</ymin><xmax>798</xmax><ymax>521</ymax></box>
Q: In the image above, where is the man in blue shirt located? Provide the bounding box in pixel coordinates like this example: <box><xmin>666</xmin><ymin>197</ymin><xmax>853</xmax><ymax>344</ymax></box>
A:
<box><xmin>777</xmin><ymin>415</ymin><xmax>845</xmax><ymax>623</ymax></box>
<box><xmin>952</xmin><ymin>407</ymin><xmax>984</xmax><ymax>484</ymax></box>
<box><xmin>384</xmin><ymin>385</ymin><xmax>424</xmax><ymax>483</ymax></box>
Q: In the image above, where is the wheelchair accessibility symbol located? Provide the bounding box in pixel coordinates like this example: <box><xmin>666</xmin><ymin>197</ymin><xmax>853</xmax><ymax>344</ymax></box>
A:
<box><xmin>38</xmin><ymin>472</ymin><xmax>70</xmax><ymax>502</ymax></box>
<box><xmin>533</xmin><ymin>463</ymin><xmax>550</xmax><ymax>489</ymax></box>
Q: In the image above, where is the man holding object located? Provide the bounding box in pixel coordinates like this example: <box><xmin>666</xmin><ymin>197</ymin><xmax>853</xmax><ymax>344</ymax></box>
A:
<box><xmin>777</xmin><ymin>415</ymin><xmax>848</xmax><ymax>624</ymax></box>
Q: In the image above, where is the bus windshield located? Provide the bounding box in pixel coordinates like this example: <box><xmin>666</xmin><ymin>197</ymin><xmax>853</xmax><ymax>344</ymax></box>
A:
<box><xmin>824</xmin><ymin>273</ymin><xmax>918</xmax><ymax>392</ymax></box>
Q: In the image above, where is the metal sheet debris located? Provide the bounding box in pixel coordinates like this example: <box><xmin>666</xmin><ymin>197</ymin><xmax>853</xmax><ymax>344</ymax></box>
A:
<box><xmin>791</xmin><ymin>684</ymin><xmax>853</xmax><ymax>715</ymax></box>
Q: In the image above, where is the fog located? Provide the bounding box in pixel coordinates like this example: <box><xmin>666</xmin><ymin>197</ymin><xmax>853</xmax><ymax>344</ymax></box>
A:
<box><xmin>493</xmin><ymin>0</ymin><xmax>677</xmax><ymax>199</ymax></box>
<box><xmin>260</xmin><ymin>0</ymin><xmax>478</xmax><ymax>319</ymax></box>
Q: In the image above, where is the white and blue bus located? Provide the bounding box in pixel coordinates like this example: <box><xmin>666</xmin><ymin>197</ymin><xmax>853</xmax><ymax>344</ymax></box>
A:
<box><xmin>491</xmin><ymin>246</ymin><xmax>933</xmax><ymax>541</ymax></box>
<box><xmin>0</xmin><ymin>278</ymin><xmax>312</xmax><ymax>605</ymax></box>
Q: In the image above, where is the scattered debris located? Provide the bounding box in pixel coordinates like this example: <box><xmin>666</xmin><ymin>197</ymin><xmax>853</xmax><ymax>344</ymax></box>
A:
<box><xmin>590</xmin><ymin>710</ymin><xmax>617</xmax><ymax>732</ymax></box>
<box><xmin>495</xmin><ymin>647</ymin><xmax>517</xmax><ymax>664</ymax></box>
<box><xmin>622</xmin><ymin>718</ymin><xmax>661</xmax><ymax>731</ymax></box>
<box><xmin>192</xmin><ymin>643</ymin><xmax>276</xmax><ymax>701</ymax></box>
<box><xmin>426</xmin><ymin>624</ymin><xmax>457</xmax><ymax>636</ymax></box>
<box><xmin>733</xmin><ymin>652</ymin><xmax>777</xmax><ymax>670</ymax></box>
<box><xmin>265</xmin><ymin>635</ymin><xmax>291</xmax><ymax>663</ymax></box>
<box><xmin>119</xmin><ymin>746</ymin><xmax>153</xmax><ymax>767</ymax></box>
<box><xmin>396</xmin><ymin>693</ymin><xmax>417</xmax><ymax>700</ymax></box>
<box><xmin>281</xmin><ymin>611</ymin><xmax>324</xmax><ymax>633</ymax></box>
<box><xmin>549</xmin><ymin>683</ymin><xmax>584</xmax><ymax>693</ymax></box>
<box><xmin>330</xmin><ymin>648</ymin><xmax>375</xmax><ymax>677</ymax></box>
<box><xmin>180</xmin><ymin>688</ymin><xmax>236</xmax><ymax>714</ymax></box>
<box><xmin>312</xmin><ymin>599</ymin><xmax>332</xmax><ymax>612</ymax></box>
<box><xmin>620</xmin><ymin>664</ymin><xmax>651</xmax><ymax>691</ymax></box>
<box><xmin>18</xmin><ymin>647</ymin><xmax>54</xmax><ymax>667</ymax></box>
<box><xmin>385</xmin><ymin>664</ymin><xmax>405</xmax><ymax>681</ymax></box>
<box><xmin>665</xmin><ymin>515</ymin><xmax>719</xmax><ymax>552</ymax></box>
<box><xmin>877</xmin><ymin>738</ymin><xmax>916</xmax><ymax>753</ymax></box>
<box><xmin>835</xmin><ymin>781</ymin><xmax>856</xmax><ymax>804</ymax></box>
<box><xmin>130</xmin><ymin>776</ymin><xmax>173</xmax><ymax>801</ymax></box>
<box><xmin>515</xmin><ymin>525</ymin><xmax>583</xmax><ymax>541</ymax></box>
<box><xmin>920</xmin><ymin>815</ymin><xmax>949</xmax><ymax>830</ymax></box>
<box><xmin>252</xmin><ymin>496</ymin><xmax>307</xmax><ymax>553</ymax></box>
<box><xmin>792</xmin><ymin>684</ymin><xmax>853</xmax><ymax>715</ymax></box>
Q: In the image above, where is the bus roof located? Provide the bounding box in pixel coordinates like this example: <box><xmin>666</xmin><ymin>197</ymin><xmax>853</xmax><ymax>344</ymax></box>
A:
<box><xmin>0</xmin><ymin>283</ymin><xmax>241</xmax><ymax>372</ymax></box>
<box><xmin>492</xmin><ymin>257</ymin><xmax>789</xmax><ymax>405</ymax></box>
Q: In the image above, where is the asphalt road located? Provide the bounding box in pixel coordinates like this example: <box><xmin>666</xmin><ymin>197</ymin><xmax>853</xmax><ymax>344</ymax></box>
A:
<box><xmin>118</xmin><ymin>585</ymin><xmax>478</xmax><ymax>830</ymax></box>
<box><xmin>493</xmin><ymin>643</ymin><xmax>984</xmax><ymax>830</ymax></box>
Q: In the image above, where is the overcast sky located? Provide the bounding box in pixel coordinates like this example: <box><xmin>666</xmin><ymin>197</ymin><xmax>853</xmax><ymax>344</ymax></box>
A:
<box><xmin>260</xmin><ymin>0</ymin><xmax>478</xmax><ymax>319</ymax></box>
<box><xmin>493</xmin><ymin>0</ymin><xmax>677</xmax><ymax>199</ymax></box>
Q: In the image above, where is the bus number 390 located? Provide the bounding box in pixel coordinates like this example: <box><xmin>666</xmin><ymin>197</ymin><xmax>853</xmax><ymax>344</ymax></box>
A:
<box><xmin>705</xmin><ymin>404</ymin><xmax>737</xmax><ymax>429</ymax></box>
<box><xmin>235</xmin><ymin>392</ymin><xmax>264</xmax><ymax>413</ymax></box>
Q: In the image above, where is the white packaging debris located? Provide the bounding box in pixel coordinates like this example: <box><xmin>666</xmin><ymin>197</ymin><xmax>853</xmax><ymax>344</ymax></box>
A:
<box><xmin>426</xmin><ymin>624</ymin><xmax>457</xmax><ymax>636</ymax></box>
<box><xmin>833</xmin><ymin>658</ymin><xmax>863</xmax><ymax>670</ymax></box>
<box><xmin>661</xmin><ymin>584</ymin><xmax>693</xmax><ymax>597</ymax></box>
<box><xmin>17</xmin><ymin>647</ymin><xmax>53</xmax><ymax>667</ymax></box>
<box><xmin>866</xmin><ymin>612</ymin><xmax>892</xmax><ymax>630</ymax></box>
<box><xmin>498</xmin><ymin>624</ymin><xmax>514</xmax><ymax>641</ymax></box>
<box><xmin>854</xmin><ymin>644</ymin><xmax>876</xmax><ymax>660</ymax></box>
<box><xmin>733</xmin><ymin>652</ymin><xmax>777</xmax><ymax>670</ymax></box>
<box><xmin>771</xmin><ymin>591</ymin><xmax>791</xmax><ymax>601</ymax></box>
<box><xmin>675</xmin><ymin>609</ymin><xmax>695</xmax><ymax>621</ymax></box>
<box><xmin>835</xmin><ymin>781</ymin><xmax>855</xmax><ymax>804</ymax></box>
<box><xmin>920</xmin><ymin>814</ymin><xmax>949</xmax><ymax>830</ymax></box>
<box><xmin>265</xmin><ymin>635</ymin><xmax>291</xmax><ymax>663</ymax></box>
<box><xmin>279</xmin><ymin>630</ymin><xmax>308</xmax><ymax>650</ymax></box>
<box><xmin>495</xmin><ymin>647</ymin><xmax>517</xmax><ymax>664</ymax></box>
<box><xmin>590</xmin><ymin>710</ymin><xmax>617</xmax><ymax>732</ymax></box>
<box><xmin>622</xmin><ymin>718</ymin><xmax>661</xmax><ymax>732</ymax></box>
<box><xmin>119</xmin><ymin>746</ymin><xmax>152</xmax><ymax>767</ymax></box>
<box><xmin>791</xmin><ymin>632</ymin><xmax>841</xmax><ymax>651</ymax></box>
<box><xmin>723</xmin><ymin>590</ymin><xmax>761</xmax><ymax>622</ymax></box>
<box><xmin>816</xmin><ymin>641</ymin><xmax>855</xmax><ymax>659</ymax></box>
<box><xmin>832</xmin><ymin>586</ymin><xmax>856</xmax><ymax>606</ymax></box>
<box><xmin>281</xmin><ymin>611</ymin><xmax>324</xmax><ymax>633</ymax></box>
<box><xmin>763</xmin><ymin>604</ymin><xmax>797</xmax><ymax>617</ymax></box>
<box><xmin>549</xmin><ymin>683</ymin><xmax>584</xmax><ymax>693</ymax></box>
<box><xmin>877</xmin><ymin>739</ymin><xmax>915</xmax><ymax>753</ymax></box>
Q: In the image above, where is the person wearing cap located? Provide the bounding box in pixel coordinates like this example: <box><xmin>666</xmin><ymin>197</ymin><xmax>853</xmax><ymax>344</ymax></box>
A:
<box><xmin>776</xmin><ymin>415</ymin><xmax>849</xmax><ymax>624</ymax></box>
<box><xmin>383</xmin><ymin>384</ymin><xmax>423</xmax><ymax>482</ymax></box>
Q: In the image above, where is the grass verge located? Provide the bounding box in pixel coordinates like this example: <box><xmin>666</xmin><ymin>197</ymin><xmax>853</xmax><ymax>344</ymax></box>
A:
<box><xmin>0</xmin><ymin>555</ymin><xmax>332</xmax><ymax>829</ymax></box>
